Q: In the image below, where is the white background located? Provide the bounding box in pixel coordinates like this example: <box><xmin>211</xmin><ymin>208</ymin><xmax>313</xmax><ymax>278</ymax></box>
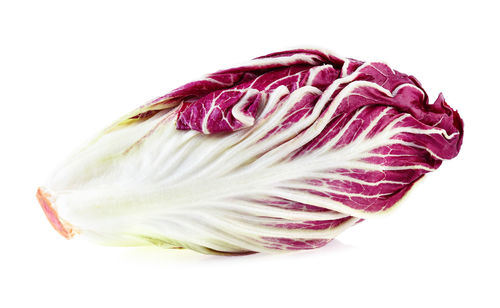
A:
<box><xmin>1</xmin><ymin>1</ymin><xmax>498</xmax><ymax>307</ymax></box>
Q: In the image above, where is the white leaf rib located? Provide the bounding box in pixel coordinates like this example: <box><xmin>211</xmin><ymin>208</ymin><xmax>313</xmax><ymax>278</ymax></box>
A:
<box><xmin>280</xmin><ymin>182</ymin><xmax>395</xmax><ymax>199</ymax></box>
<box><xmin>309</xmin><ymin>172</ymin><xmax>407</xmax><ymax>186</ymax></box>
<box><xmin>230</xmin><ymin>88</ymin><xmax>260</xmax><ymax>127</ymax></box>
<box><xmin>205</xmin><ymin>200</ymin><xmax>348</xmax><ymax>221</ymax></box>
<box><xmin>192</xmin><ymin>210</ymin><xmax>355</xmax><ymax>240</ymax></box>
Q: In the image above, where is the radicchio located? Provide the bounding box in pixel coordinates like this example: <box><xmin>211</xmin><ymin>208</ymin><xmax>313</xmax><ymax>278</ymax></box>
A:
<box><xmin>37</xmin><ymin>49</ymin><xmax>463</xmax><ymax>254</ymax></box>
